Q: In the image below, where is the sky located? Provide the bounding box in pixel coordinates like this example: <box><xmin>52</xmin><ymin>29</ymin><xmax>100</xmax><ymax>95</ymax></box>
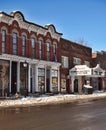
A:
<box><xmin>0</xmin><ymin>0</ymin><xmax>106</xmax><ymax>52</ymax></box>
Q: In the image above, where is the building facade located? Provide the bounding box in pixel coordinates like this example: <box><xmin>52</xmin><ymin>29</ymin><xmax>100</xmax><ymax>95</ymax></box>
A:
<box><xmin>0</xmin><ymin>11</ymin><xmax>62</xmax><ymax>97</ymax></box>
<box><xmin>92</xmin><ymin>51</ymin><xmax>106</xmax><ymax>90</ymax></box>
<box><xmin>60</xmin><ymin>38</ymin><xmax>92</xmax><ymax>94</ymax></box>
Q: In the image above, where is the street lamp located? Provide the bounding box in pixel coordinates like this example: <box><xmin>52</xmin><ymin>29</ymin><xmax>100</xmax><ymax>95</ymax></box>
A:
<box><xmin>23</xmin><ymin>60</ymin><xmax>28</xmax><ymax>97</ymax></box>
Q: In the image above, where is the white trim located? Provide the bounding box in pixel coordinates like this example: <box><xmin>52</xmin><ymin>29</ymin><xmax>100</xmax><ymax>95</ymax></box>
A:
<box><xmin>28</xmin><ymin>64</ymin><xmax>31</xmax><ymax>93</ymax></box>
<box><xmin>9</xmin><ymin>60</ymin><xmax>12</xmax><ymax>93</ymax></box>
<box><xmin>17</xmin><ymin>61</ymin><xmax>20</xmax><ymax>92</ymax></box>
<box><xmin>0</xmin><ymin>54</ymin><xmax>61</xmax><ymax>67</ymax></box>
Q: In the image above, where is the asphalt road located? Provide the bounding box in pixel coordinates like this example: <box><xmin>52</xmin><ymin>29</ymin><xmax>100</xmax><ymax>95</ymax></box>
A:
<box><xmin>0</xmin><ymin>99</ymin><xmax>106</xmax><ymax>130</ymax></box>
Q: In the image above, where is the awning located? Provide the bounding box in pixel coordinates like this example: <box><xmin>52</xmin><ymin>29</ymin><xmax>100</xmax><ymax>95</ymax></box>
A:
<box><xmin>92</xmin><ymin>64</ymin><xmax>105</xmax><ymax>77</ymax></box>
<box><xmin>69</xmin><ymin>65</ymin><xmax>91</xmax><ymax>76</ymax></box>
<box><xmin>69</xmin><ymin>64</ymin><xmax>105</xmax><ymax>77</ymax></box>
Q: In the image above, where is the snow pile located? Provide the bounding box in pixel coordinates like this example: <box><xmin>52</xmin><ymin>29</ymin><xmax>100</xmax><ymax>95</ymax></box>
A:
<box><xmin>0</xmin><ymin>92</ymin><xmax>106</xmax><ymax>108</ymax></box>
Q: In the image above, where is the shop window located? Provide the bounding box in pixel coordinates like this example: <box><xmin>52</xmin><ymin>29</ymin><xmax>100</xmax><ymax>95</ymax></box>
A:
<box><xmin>38</xmin><ymin>68</ymin><xmax>45</xmax><ymax>92</ymax></box>
<box><xmin>51</xmin><ymin>69</ymin><xmax>58</xmax><ymax>93</ymax></box>
<box><xmin>0</xmin><ymin>60</ymin><xmax>9</xmax><ymax>97</ymax></box>
<box><xmin>61</xmin><ymin>79</ymin><xmax>66</xmax><ymax>92</ymax></box>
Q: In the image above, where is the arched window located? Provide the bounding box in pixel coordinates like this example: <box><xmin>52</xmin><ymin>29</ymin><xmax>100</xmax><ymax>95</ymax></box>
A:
<box><xmin>22</xmin><ymin>35</ymin><xmax>26</xmax><ymax>56</ymax></box>
<box><xmin>31</xmin><ymin>37</ymin><xmax>36</xmax><ymax>58</ymax></box>
<box><xmin>2</xmin><ymin>30</ymin><xmax>6</xmax><ymax>53</ymax></box>
<box><xmin>46</xmin><ymin>42</ymin><xmax>50</xmax><ymax>61</ymax></box>
<box><xmin>12</xmin><ymin>32</ymin><xmax>18</xmax><ymax>55</ymax></box>
<box><xmin>38</xmin><ymin>39</ymin><xmax>43</xmax><ymax>60</ymax></box>
<box><xmin>53</xmin><ymin>43</ymin><xmax>57</xmax><ymax>61</ymax></box>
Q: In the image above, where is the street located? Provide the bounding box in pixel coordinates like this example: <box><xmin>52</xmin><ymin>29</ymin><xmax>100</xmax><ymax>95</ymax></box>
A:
<box><xmin>0</xmin><ymin>99</ymin><xmax>106</xmax><ymax>130</ymax></box>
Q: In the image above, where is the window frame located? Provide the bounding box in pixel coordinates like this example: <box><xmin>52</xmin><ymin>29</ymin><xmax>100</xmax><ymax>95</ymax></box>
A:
<box><xmin>22</xmin><ymin>35</ymin><xmax>26</xmax><ymax>56</ymax></box>
<box><xmin>12</xmin><ymin>32</ymin><xmax>18</xmax><ymax>55</ymax></box>
<box><xmin>2</xmin><ymin>30</ymin><xmax>6</xmax><ymax>53</ymax></box>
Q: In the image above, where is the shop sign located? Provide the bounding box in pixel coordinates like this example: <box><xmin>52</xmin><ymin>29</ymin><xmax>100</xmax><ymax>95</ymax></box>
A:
<box><xmin>70</xmin><ymin>65</ymin><xmax>91</xmax><ymax>76</ymax></box>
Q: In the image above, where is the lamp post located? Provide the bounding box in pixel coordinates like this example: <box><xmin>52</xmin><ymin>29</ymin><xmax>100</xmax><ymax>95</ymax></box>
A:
<box><xmin>23</xmin><ymin>60</ymin><xmax>28</xmax><ymax>97</ymax></box>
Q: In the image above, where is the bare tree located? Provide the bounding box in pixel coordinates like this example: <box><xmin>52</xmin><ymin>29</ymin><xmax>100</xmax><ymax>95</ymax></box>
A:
<box><xmin>75</xmin><ymin>38</ymin><xmax>89</xmax><ymax>46</ymax></box>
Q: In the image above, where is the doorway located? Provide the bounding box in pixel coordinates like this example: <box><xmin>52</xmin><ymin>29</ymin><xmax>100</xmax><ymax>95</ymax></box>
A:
<box><xmin>74</xmin><ymin>79</ymin><xmax>78</xmax><ymax>92</ymax></box>
<box><xmin>11</xmin><ymin>62</ymin><xmax>17</xmax><ymax>94</ymax></box>
<box><xmin>46</xmin><ymin>69</ymin><xmax>50</xmax><ymax>93</ymax></box>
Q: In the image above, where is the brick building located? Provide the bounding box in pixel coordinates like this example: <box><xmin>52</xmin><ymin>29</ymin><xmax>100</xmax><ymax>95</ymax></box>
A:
<box><xmin>60</xmin><ymin>38</ymin><xmax>92</xmax><ymax>93</ymax></box>
<box><xmin>0</xmin><ymin>11</ymin><xmax>105</xmax><ymax>97</ymax></box>
<box><xmin>0</xmin><ymin>11</ymin><xmax>62</xmax><ymax>97</ymax></box>
<box><xmin>92</xmin><ymin>51</ymin><xmax>106</xmax><ymax>90</ymax></box>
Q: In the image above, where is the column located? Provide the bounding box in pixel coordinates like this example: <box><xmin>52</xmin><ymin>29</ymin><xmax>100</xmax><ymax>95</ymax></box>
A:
<box><xmin>31</xmin><ymin>65</ymin><xmax>35</xmax><ymax>93</ymax></box>
<box><xmin>78</xmin><ymin>77</ymin><xmax>82</xmax><ymax>94</ymax></box>
<box><xmin>17</xmin><ymin>61</ymin><xmax>20</xmax><ymax>93</ymax></box>
<box><xmin>9</xmin><ymin>60</ymin><xmax>12</xmax><ymax>94</ymax></box>
<box><xmin>45</xmin><ymin>66</ymin><xmax>47</xmax><ymax>92</ymax></box>
<box><xmin>71</xmin><ymin>76</ymin><xmax>75</xmax><ymax>93</ymax></box>
<box><xmin>35</xmin><ymin>65</ymin><xmax>38</xmax><ymax>92</ymax></box>
<box><xmin>34</xmin><ymin>65</ymin><xmax>36</xmax><ymax>92</ymax></box>
<box><xmin>50</xmin><ymin>67</ymin><xmax>52</xmax><ymax>92</ymax></box>
<box><xmin>28</xmin><ymin>64</ymin><xmax>31</xmax><ymax>93</ymax></box>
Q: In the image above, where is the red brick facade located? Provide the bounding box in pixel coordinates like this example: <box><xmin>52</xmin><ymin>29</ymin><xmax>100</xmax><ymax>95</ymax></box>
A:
<box><xmin>60</xmin><ymin>38</ymin><xmax>92</xmax><ymax>93</ymax></box>
<box><xmin>0</xmin><ymin>11</ymin><xmax>62</xmax><ymax>96</ymax></box>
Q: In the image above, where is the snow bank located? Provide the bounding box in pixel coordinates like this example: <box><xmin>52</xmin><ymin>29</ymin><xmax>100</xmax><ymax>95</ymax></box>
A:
<box><xmin>0</xmin><ymin>92</ymin><xmax>106</xmax><ymax>108</ymax></box>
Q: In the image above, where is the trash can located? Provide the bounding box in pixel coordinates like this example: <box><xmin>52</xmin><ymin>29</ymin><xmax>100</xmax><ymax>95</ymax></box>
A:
<box><xmin>83</xmin><ymin>85</ymin><xmax>93</xmax><ymax>94</ymax></box>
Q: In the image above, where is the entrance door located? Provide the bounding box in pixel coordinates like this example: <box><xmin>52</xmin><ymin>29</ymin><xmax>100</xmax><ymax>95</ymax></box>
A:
<box><xmin>46</xmin><ymin>69</ymin><xmax>50</xmax><ymax>93</ymax></box>
<box><xmin>11</xmin><ymin>62</ymin><xmax>17</xmax><ymax>94</ymax></box>
<box><xmin>74</xmin><ymin>79</ymin><xmax>78</xmax><ymax>92</ymax></box>
<box><xmin>98</xmin><ymin>77</ymin><xmax>102</xmax><ymax>90</ymax></box>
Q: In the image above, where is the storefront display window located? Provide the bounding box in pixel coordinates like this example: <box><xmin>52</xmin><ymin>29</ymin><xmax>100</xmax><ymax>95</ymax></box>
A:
<box><xmin>20</xmin><ymin>63</ymin><xmax>28</xmax><ymax>89</ymax></box>
<box><xmin>0</xmin><ymin>60</ymin><xmax>9</xmax><ymax>96</ymax></box>
<box><xmin>38</xmin><ymin>68</ymin><xmax>45</xmax><ymax>93</ymax></box>
<box><xmin>61</xmin><ymin>79</ymin><xmax>66</xmax><ymax>92</ymax></box>
<box><xmin>51</xmin><ymin>70</ymin><xmax>58</xmax><ymax>93</ymax></box>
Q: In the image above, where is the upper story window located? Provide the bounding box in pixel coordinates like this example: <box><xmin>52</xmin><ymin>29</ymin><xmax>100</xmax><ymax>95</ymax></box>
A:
<box><xmin>84</xmin><ymin>61</ymin><xmax>90</xmax><ymax>67</ymax></box>
<box><xmin>46</xmin><ymin>42</ymin><xmax>50</xmax><ymax>61</ymax></box>
<box><xmin>31</xmin><ymin>37</ymin><xmax>36</xmax><ymax>58</ymax></box>
<box><xmin>73</xmin><ymin>57</ymin><xmax>81</xmax><ymax>65</ymax></box>
<box><xmin>12</xmin><ymin>33</ymin><xmax>18</xmax><ymax>55</ymax></box>
<box><xmin>2</xmin><ymin>30</ymin><xmax>6</xmax><ymax>53</ymax></box>
<box><xmin>61</xmin><ymin>56</ymin><xmax>69</xmax><ymax>68</ymax></box>
<box><xmin>22</xmin><ymin>35</ymin><xmax>26</xmax><ymax>56</ymax></box>
<box><xmin>53</xmin><ymin>43</ymin><xmax>57</xmax><ymax>61</ymax></box>
<box><xmin>38</xmin><ymin>39</ymin><xmax>42</xmax><ymax>59</ymax></box>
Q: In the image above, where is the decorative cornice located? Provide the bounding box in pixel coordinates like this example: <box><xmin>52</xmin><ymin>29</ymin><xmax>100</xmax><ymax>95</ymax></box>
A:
<box><xmin>0</xmin><ymin>11</ymin><xmax>62</xmax><ymax>41</ymax></box>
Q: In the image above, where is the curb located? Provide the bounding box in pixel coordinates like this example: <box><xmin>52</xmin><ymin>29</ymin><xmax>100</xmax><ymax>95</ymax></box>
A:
<box><xmin>0</xmin><ymin>93</ymin><xmax>106</xmax><ymax>108</ymax></box>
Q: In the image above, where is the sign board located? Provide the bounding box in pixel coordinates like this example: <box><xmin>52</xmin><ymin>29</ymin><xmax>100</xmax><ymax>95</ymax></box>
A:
<box><xmin>92</xmin><ymin>64</ymin><xmax>105</xmax><ymax>77</ymax></box>
<box><xmin>70</xmin><ymin>65</ymin><xmax>91</xmax><ymax>76</ymax></box>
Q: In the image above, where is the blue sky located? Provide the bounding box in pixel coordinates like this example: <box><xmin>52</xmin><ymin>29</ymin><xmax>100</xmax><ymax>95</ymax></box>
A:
<box><xmin>1</xmin><ymin>0</ymin><xmax>106</xmax><ymax>52</ymax></box>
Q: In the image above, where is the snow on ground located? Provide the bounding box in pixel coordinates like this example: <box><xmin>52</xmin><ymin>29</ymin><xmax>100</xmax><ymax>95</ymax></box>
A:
<box><xmin>0</xmin><ymin>91</ymin><xmax>106</xmax><ymax>108</ymax></box>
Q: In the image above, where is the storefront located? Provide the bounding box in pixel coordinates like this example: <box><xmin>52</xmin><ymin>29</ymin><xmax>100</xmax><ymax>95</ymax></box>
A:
<box><xmin>91</xmin><ymin>64</ymin><xmax>105</xmax><ymax>90</ymax></box>
<box><xmin>69</xmin><ymin>64</ymin><xmax>105</xmax><ymax>93</ymax></box>
<box><xmin>61</xmin><ymin>74</ymin><xmax>67</xmax><ymax>93</ymax></box>
<box><xmin>0</xmin><ymin>60</ymin><xmax>9</xmax><ymax>97</ymax></box>
<box><xmin>0</xmin><ymin>54</ymin><xmax>61</xmax><ymax>97</ymax></box>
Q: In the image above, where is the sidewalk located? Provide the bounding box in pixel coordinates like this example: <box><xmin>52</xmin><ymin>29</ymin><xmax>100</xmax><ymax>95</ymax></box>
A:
<box><xmin>0</xmin><ymin>91</ymin><xmax>106</xmax><ymax>108</ymax></box>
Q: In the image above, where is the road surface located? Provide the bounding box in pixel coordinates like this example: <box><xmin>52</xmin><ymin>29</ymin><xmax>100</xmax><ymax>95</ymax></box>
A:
<box><xmin>0</xmin><ymin>99</ymin><xmax>106</xmax><ymax>130</ymax></box>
